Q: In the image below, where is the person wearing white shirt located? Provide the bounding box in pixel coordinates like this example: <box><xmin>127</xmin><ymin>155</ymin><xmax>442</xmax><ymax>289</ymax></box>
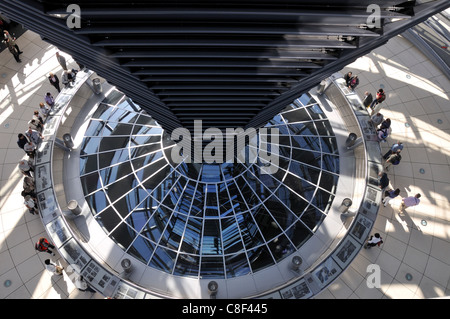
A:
<box><xmin>364</xmin><ymin>233</ymin><xmax>383</xmax><ymax>249</ymax></box>
<box><xmin>24</xmin><ymin>195</ymin><xmax>38</xmax><ymax>215</ymax></box>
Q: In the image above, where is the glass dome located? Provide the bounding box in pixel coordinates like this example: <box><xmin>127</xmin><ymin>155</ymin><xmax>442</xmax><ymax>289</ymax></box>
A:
<box><xmin>79</xmin><ymin>89</ymin><xmax>340</xmax><ymax>279</ymax></box>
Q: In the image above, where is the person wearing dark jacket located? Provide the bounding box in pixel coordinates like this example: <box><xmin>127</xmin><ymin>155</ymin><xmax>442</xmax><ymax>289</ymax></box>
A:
<box><xmin>17</xmin><ymin>133</ymin><xmax>28</xmax><ymax>150</ymax></box>
<box><xmin>348</xmin><ymin>75</ymin><xmax>359</xmax><ymax>90</ymax></box>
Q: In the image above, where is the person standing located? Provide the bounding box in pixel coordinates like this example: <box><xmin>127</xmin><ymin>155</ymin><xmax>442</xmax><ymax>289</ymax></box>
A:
<box><xmin>383</xmin><ymin>141</ymin><xmax>403</xmax><ymax>160</ymax></box>
<box><xmin>344</xmin><ymin>71</ymin><xmax>353</xmax><ymax>86</ymax></box>
<box><xmin>379</xmin><ymin>118</ymin><xmax>391</xmax><ymax>130</ymax></box>
<box><xmin>22</xmin><ymin>176</ymin><xmax>36</xmax><ymax>198</ymax></box>
<box><xmin>35</xmin><ymin>237</ymin><xmax>56</xmax><ymax>256</ymax></box>
<box><xmin>28</xmin><ymin>118</ymin><xmax>42</xmax><ymax>133</ymax></box>
<box><xmin>363</xmin><ymin>91</ymin><xmax>373</xmax><ymax>108</ymax></box>
<box><xmin>385</xmin><ymin>150</ymin><xmax>402</xmax><ymax>171</ymax></box>
<box><xmin>370</xmin><ymin>88</ymin><xmax>386</xmax><ymax>110</ymax></box>
<box><xmin>377</xmin><ymin>127</ymin><xmax>390</xmax><ymax>142</ymax></box>
<box><xmin>3</xmin><ymin>30</ymin><xmax>22</xmax><ymax>54</ymax></box>
<box><xmin>5</xmin><ymin>38</ymin><xmax>21</xmax><ymax>63</ymax></box>
<box><xmin>399</xmin><ymin>193</ymin><xmax>421</xmax><ymax>212</ymax></box>
<box><xmin>382</xmin><ymin>188</ymin><xmax>401</xmax><ymax>207</ymax></box>
<box><xmin>23</xmin><ymin>141</ymin><xmax>37</xmax><ymax>158</ymax></box>
<box><xmin>39</xmin><ymin>102</ymin><xmax>51</xmax><ymax>119</ymax></box>
<box><xmin>378</xmin><ymin>172</ymin><xmax>389</xmax><ymax>190</ymax></box>
<box><xmin>48</xmin><ymin>72</ymin><xmax>61</xmax><ymax>93</ymax></box>
<box><xmin>33</xmin><ymin>111</ymin><xmax>45</xmax><ymax>126</ymax></box>
<box><xmin>44</xmin><ymin>259</ymin><xmax>64</xmax><ymax>275</ymax></box>
<box><xmin>56</xmin><ymin>52</ymin><xmax>68</xmax><ymax>70</ymax></box>
<box><xmin>364</xmin><ymin>233</ymin><xmax>383</xmax><ymax>249</ymax></box>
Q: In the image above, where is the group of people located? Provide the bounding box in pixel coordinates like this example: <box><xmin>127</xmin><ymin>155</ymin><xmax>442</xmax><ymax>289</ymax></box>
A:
<box><xmin>35</xmin><ymin>237</ymin><xmax>96</xmax><ymax>293</ymax></box>
<box><xmin>344</xmin><ymin>71</ymin><xmax>424</xmax><ymax>250</ymax></box>
<box><xmin>16</xmin><ymin>92</ymin><xmax>52</xmax><ymax>217</ymax></box>
<box><xmin>11</xmin><ymin>45</ymin><xmax>95</xmax><ymax>293</ymax></box>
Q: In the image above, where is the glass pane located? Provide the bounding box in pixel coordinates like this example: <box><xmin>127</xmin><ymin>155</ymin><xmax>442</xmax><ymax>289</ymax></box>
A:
<box><xmin>301</xmin><ymin>206</ymin><xmax>326</xmax><ymax>232</ymax></box>
<box><xmin>267</xmin><ymin>234</ymin><xmax>295</xmax><ymax>262</ymax></box>
<box><xmin>159</xmin><ymin>213</ymin><xmax>187</xmax><ymax>251</ymax></box>
<box><xmin>321</xmin><ymin>154</ymin><xmax>340</xmax><ymax>174</ymax></box>
<box><xmin>236</xmin><ymin>212</ymin><xmax>264</xmax><ymax>249</ymax></box>
<box><xmin>221</xmin><ymin>217</ymin><xmax>244</xmax><ymax>254</ymax></box>
<box><xmin>180</xmin><ymin>217</ymin><xmax>202</xmax><ymax>254</ymax></box>
<box><xmin>141</xmin><ymin>207</ymin><xmax>169</xmax><ymax>243</ymax></box>
<box><xmin>95</xmin><ymin>207</ymin><xmax>122</xmax><ymax>233</ymax></box>
<box><xmin>99</xmin><ymin>136</ymin><xmax>129</xmax><ymax>152</ymax></box>
<box><xmin>80</xmin><ymin>154</ymin><xmax>98</xmax><ymax>175</ymax></box>
<box><xmin>149</xmin><ymin>246</ymin><xmax>176</xmax><ymax>273</ymax></box>
<box><xmin>306</xmin><ymin>104</ymin><xmax>326</xmax><ymax>120</ymax></box>
<box><xmin>80</xmin><ymin>136</ymin><xmax>102</xmax><ymax>154</ymax></box>
<box><xmin>287</xmin><ymin>220</ymin><xmax>313</xmax><ymax>248</ymax></box>
<box><xmin>173</xmin><ymin>254</ymin><xmax>199</xmax><ymax>277</ymax></box>
<box><xmin>92</xmin><ymin>103</ymin><xmax>113</xmax><ymax>120</ymax></box>
<box><xmin>225</xmin><ymin>253</ymin><xmax>251</xmax><ymax>278</ymax></box>
<box><xmin>84</xmin><ymin>119</ymin><xmax>104</xmax><ymax>137</ymax></box>
<box><xmin>80</xmin><ymin>172</ymin><xmax>101</xmax><ymax>195</ymax></box>
<box><xmin>200</xmin><ymin>257</ymin><xmax>225</xmax><ymax>278</ymax></box>
<box><xmin>201</xmin><ymin>219</ymin><xmax>222</xmax><ymax>255</ymax></box>
<box><xmin>98</xmin><ymin>149</ymin><xmax>130</xmax><ymax>170</ymax></box>
<box><xmin>218</xmin><ymin>182</ymin><xmax>233</xmax><ymax>217</ymax></box>
<box><xmin>320</xmin><ymin>137</ymin><xmax>338</xmax><ymax>154</ymax></box>
<box><xmin>252</xmin><ymin>206</ymin><xmax>282</xmax><ymax>241</ymax></box>
<box><xmin>126</xmin><ymin>207</ymin><xmax>152</xmax><ymax>232</ymax></box>
<box><xmin>282</xmin><ymin>108</ymin><xmax>310</xmax><ymax>123</ymax></box>
<box><xmin>109</xmin><ymin>222</ymin><xmax>137</xmax><ymax>250</ymax></box>
<box><xmin>247</xmin><ymin>245</ymin><xmax>275</xmax><ymax>273</ymax></box>
<box><xmin>85</xmin><ymin>190</ymin><xmax>108</xmax><ymax>215</ymax></box>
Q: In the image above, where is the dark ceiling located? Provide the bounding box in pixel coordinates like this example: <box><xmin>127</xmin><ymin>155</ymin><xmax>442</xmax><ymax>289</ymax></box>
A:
<box><xmin>1</xmin><ymin>0</ymin><xmax>449</xmax><ymax>133</ymax></box>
